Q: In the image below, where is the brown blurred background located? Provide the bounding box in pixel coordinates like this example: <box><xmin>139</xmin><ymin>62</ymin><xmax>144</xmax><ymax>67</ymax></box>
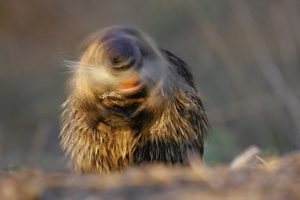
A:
<box><xmin>0</xmin><ymin>0</ymin><xmax>299</xmax><ymax>170</ymax></box>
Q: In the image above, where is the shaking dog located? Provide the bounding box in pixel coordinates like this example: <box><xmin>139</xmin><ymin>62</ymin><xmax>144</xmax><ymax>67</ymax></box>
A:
<box><xmin>60</xmin><ymin>26</ymin><xmax>209</xmax><ymax>173</ymax></box>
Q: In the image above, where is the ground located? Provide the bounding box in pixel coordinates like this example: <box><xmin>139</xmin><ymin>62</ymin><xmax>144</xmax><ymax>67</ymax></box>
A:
<box><xmin>1</xmin><ymin>151</ymin><xmax>300</xmax><ymax>200</ymax></box>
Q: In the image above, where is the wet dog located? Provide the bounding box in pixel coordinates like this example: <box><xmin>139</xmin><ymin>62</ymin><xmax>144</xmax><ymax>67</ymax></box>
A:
<box><xmin>60</xmin><ymin>26</ymin><xmax>209</xmax><ymax>173</ymax></box>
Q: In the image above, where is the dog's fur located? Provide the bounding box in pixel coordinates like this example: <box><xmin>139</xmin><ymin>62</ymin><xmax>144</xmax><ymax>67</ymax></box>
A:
<box><xmin>60</xmin><ymin>27</ymin><xmax>209</xmax><ymax>173</ymax></box>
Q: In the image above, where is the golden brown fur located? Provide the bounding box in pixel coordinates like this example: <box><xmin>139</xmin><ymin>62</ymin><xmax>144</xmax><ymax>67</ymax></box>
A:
<box><xmin>60</xmin><ymin>26</ymin><xmax>209</xmax><ymax>173</ymax></box>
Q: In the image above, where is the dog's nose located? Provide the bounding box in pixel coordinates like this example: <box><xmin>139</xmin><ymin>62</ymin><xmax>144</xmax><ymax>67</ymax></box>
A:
<box><xmin>106</xmin><ymin>40</ymin><xmax>136</xmax><ymax>70</ymax></box>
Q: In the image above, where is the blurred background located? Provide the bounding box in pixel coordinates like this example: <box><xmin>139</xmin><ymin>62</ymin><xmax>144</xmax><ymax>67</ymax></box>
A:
<box><xmin>0</xmin><ymin>0</ymin><xmax>299</xmax><ymax>170</ymax></box>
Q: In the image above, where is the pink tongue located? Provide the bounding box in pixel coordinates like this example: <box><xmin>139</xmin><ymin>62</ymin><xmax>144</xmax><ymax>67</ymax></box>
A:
<box><xmin>117</xmin><ymin>73</ymin><xmax>140</xmax><ymax>90</ymax></box>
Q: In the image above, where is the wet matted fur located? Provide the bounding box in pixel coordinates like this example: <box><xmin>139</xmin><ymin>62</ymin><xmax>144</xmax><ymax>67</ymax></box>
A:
<box><xmin>60</xmin><ymin>26</ymin><xmax>209</xmax><ymax>173</ymax></box>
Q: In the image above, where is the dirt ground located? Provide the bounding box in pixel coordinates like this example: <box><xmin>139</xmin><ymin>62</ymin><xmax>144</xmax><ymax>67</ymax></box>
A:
<box><xmin>1</xmin><ymin>151</ymin><xmax>300</xmax><ymax>200</ymax></box>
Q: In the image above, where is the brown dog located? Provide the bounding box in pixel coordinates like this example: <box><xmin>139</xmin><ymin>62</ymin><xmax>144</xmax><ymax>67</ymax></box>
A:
<box><xmin>60</xmin><ymin>26</ymin><xmax>209</xmax><ymax>173</ymax></box>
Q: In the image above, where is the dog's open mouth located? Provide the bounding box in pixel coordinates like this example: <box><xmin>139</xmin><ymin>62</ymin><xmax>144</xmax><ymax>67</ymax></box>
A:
<box><xmin>98</xmin><ymin>71</ymin><xmax>147</xmax><ymax>108</ymax></box>
<box><xmin>116</xmin><ymin>72</ymin><xmax>144</xmax><ymax>94</ymax></box>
